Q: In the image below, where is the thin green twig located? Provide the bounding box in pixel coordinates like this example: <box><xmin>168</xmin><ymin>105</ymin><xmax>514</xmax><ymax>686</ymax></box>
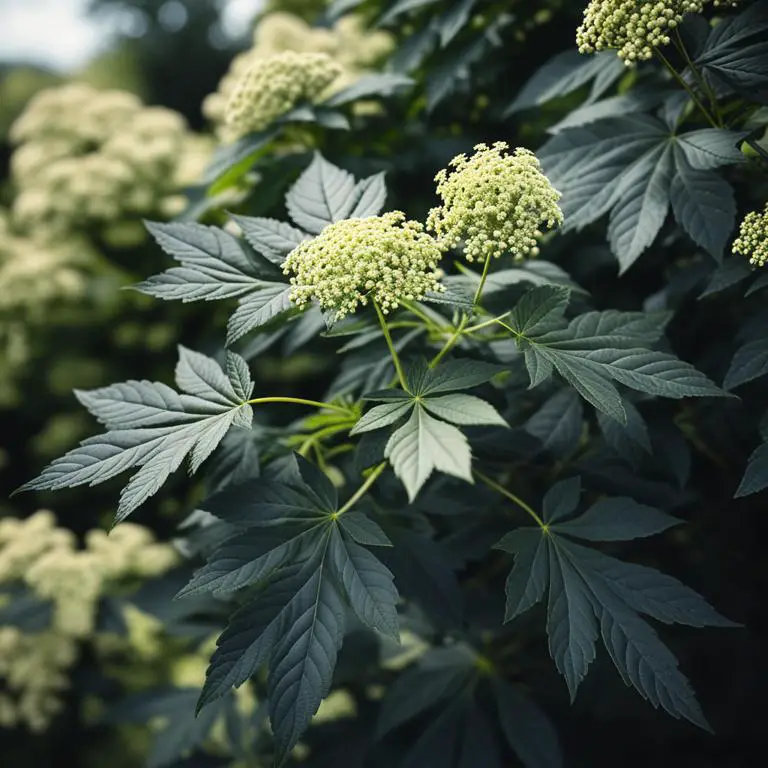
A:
<box><xmin>337</xmin><ymin>461</ymin><xmax>387</xmax><ymax>516</ymax></box>
<box><xmin>474</xmin><ymin>469</ymin><xmax>547</xmax><ymax>529</ymax></box>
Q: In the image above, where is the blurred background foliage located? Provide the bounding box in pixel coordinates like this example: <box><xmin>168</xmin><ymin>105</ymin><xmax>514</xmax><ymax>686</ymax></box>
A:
<box><xmin>0</xmin><ymin>0</ymin><xmax>766</xmax><ymax>766</ymax></box>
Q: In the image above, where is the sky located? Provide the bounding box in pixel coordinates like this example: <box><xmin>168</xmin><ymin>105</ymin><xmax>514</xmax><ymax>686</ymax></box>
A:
<box><xmin>0</xmin><ymin>0</ymin><xmax>263</xmax><ymax>71</ymax></box>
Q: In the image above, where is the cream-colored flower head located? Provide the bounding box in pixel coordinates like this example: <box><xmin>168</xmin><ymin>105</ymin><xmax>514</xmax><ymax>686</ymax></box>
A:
<box><xmin>224</xmin><ymin>51</ymin><xmax>342</xmax><ymax>139</ymax></box>
<box><xmin>427</xmin><ymin>142</ymin><xmax>563</xmax><ymax>263</ymax></box>
<box><xmin>283</xmin><ymin>212</ymin><xmax>444</xmax><ymax>319</ymax></box>
<box><xmin>733</xmin><ymin>203</ymin><xmax>768</xmax><ymax>267</ymax></box>
<box><xmin>202</xmin><ymin>11</ymin><xmax>394</xmax><ymax>138</ymax></box>
<box><xmin>576</xmin><ymin>1</ymin><xmax>706</xmax><ymax>64</ymax></box>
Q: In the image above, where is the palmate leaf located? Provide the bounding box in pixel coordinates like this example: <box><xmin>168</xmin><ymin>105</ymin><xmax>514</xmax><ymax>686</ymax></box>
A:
<box><xmin>539</xmin><ymin>115</ymin><xmax>743</xmax><ymax>267</ymax></box>
<box><xmin>188</xmin><ymin>459</ymin><xmax>399</xmax><ymax>761</ymax></box>
<box><xmin>137</xmin><ymin>220</ymin><xmax>296</xmax><ymax>345</ymax></box>
<box><xmin>506</xmin><ymin>49</ymin><xmax>624</xmax><ymax>116</ymax></box>
<box><xmin>285</xmin><ymin>152</ymin><xmax>387</xmax><ymax>234</ymax></box>
<box><xmin>494</xmin><ymin>478</ymin><xmax>735</xmax><ymax>727</ymax></box>
<box><xmin>508</xmin><ymin>286</ymin><xmax>724</xmax><ymax>423</ymax></box>
<box><xmin>18</xmin><ymin>347</ymin><xmax>254</xmax><ymax>522</ymax></box>
<box><xmin>377</xmin><ymin>646</ymin><xmax>559</xmax><ymax>768</ymax></box>
<box><xmin>353</xmin><ymin>358</ymin><xmax>506</xmax><ymax>499</ymax></box>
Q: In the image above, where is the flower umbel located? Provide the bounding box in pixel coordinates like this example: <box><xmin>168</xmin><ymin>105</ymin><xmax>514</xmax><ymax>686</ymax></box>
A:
<box><xmin>282</xmin><ymin>212</ymin><xmax>444</xmax><ymax>319</ymax></box>
<box><xmin>426</xmin><ymin>143</ymin><xmax>563</xmax><ymax>263</ymax></box>
<box><xmin>224</xmin><ymin>51</ymin><xmax>342</xmax><ymax>139</ymax></box>
<box><xmin>733</xmin><ymin>203</ymin><xmax>768</xmax><ymax>267</ymax></box>
<box><xmin>576</xmin><ymin>1</ymin><xmax>706</xmax><ymax>64</ymax></box>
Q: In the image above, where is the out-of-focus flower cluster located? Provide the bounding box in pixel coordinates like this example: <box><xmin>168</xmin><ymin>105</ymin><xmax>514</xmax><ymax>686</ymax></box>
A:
<box><xmin>427</xmin><ymin>143</ymin><xmax>563</xmax><ymax>263</ymax></box>
<box><xmin>0</xmin><ymin>511</ymin><xmax>178</xmax><ymax>730</ymax></box>
<box><xmin>225</xmin><ymin>51</ymin><xmax>342</xmax><ymax>138</ymax></box>
<box><xmin>283</xmin><ymin>212</ymin><xmax>444</xmax><ymax>319</ymax></box>
<box><xmin>9</xmin><ymin>84</ymin><xmax>209</xmax><ymax>234</ymax></box>
<box><xmin>576</xmin><ymin>1</ymin><xmax>706</xmax><ymax>64</ymax></box>
<box><xmin>203</xmin><ymin>11</ymin><xmax>394</xmax><ymax>140</ymax></box>
<box><xmin>733</xmin><ymin>203</ymin><xmax>768</xmax><ymax>267</ymax></box>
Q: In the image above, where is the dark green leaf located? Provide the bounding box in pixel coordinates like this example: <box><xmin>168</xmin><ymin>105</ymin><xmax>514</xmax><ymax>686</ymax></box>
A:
<box><xmin>322</xmin><ymin>74</ymin><xmax>413</xmax><ymax>107</ymax></box>
<box><xmin>510</xmin><ymin>286</ymin><xmax>570</xmax><ymax>336</ymax></box>
<box><xmin>735</xmin><ymin>440</ymin><xmax>768</xmax><ymax>497</ymax></box>
<box><xmin>725</xmin><ymin>337</ymin><xmax>768</xmax><ymax>389</ymax></box>
<box><xmin>350</xmin><ymin>400</ymin><xmax>414</xmax><ymax>435</ymax></box>
<box><xmin>526</xmin><ymin>389</ymin><xmax>584</xmax><ymax>456</ymax></box>
<box><xmin>494</xmin><ymin>528</ymin><xmax>549</xmax><ymax>622</ymax></box>
<box><xmin>339</xmin><ymin>511</ymin><xmax>392</xmax><ymax>547</ymax></box>
<box><xmin>552</xmin><ymin>498</ymin><xmax>680</xmax><ymax>541</ymax></box>
<box><xmin>329</xmin><ymin>526</ymin><xmax>399</xmax><ymax>638</ymax></box>
<box><xmin>492</xmin><ymin>679</ymin><xmax>563</xmax><ymax>768</ymax></box>
<box><xmin>226</xmin><ymin>284</ymin><xmax>294</xmax><ymax>345</ymax></box>
<box><xmin>232</xmin><ymin>215</ymin><xmax>308</xmax><ymax>266</ymax></box>
<box><xmin>543</xmin><ymin>477</ymin><xmax>581</xmax><ymax>523</ymax></box>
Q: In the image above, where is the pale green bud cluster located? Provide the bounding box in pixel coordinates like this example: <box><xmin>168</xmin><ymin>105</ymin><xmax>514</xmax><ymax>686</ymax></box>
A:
<box><xmin>0</xmin><ymin>628</ymin><xmax>76</xmax><ymax>732</ymax></box>
<box><xmin>9</xmin><ymin>84</ymin><xmax>204</xmax><ymax>233</ymax></box>
<box><xmin>203</xmin><ymin>11</ymin><xmax>394</xmax><ymax>139</ymax></box>
<box><xmin>282</xmin><ymin>212</ymin><xmax>444</xmax><ymax>319</ymax></box>
<box><xmin>224</xmin><ymin>52</ymin><xmax>342</xmax><ymax>139</ymax></box>
<box><xmin>576</xmin><ymin>1</ymin><xmax>705</xmax><ymax>64</ymax></box>
<box><xmin>0</xmin><ymin>510</ymin><xmax>179</xmax><ymax>731</ymax></box>
<box><xmin>426</xmin><ymin>143</ymin><xmax>563</xmax><ymax>263</ymax></box>
<box><xmin>733</xmin><ymin>203</ymin><xmax>768</xmax><ymax>268</ymax></box>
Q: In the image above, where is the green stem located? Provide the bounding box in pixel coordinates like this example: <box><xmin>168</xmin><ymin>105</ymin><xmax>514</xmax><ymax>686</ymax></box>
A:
<box><xmin>374</xmin><ymin>300</ymin><xmax>409</xmax><ymax>391</ymax></box>
<box><xmin>337</xmin><ymin>461</ymin><xmax>387</xmax><ymax>516</ymax></box>
<box><xmin>673</xmin><ymin>29</ymin><xmax>723</xmax><ymax>126</ymax></box>
<box><xmin>400</xmin><ymin>299</ymin><xmax>443</xmax><ymax>330</ymax></box>
<box><xmin>474</xmin><ymin>469</ymin><xmax>547</xmax><ymax>529</ymax></box>
<box><xmin>465</xmin><ymin>312</ymin><xmax>511</xmax><ymax>334</ymax></box>
<box><xmin>654</xmin><ymin>46</ymin><xmax>719</xmax><ymax>129</ymax></box>
<box><xmin>429</xmin><ymin>254</ymin><xmax>494</xmax><ymax>368</ymax></box>
<box><xmin>246</xmin><ymin>396</ymin><xmax>351</xmax><ymax>415</ymax></box>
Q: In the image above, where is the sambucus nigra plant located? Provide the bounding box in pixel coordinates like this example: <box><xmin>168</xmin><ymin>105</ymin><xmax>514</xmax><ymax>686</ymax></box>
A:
<box><xmin>12</xmin><ymin>0</ymin><xmax>768</xmax><ymax>765</ymax></box>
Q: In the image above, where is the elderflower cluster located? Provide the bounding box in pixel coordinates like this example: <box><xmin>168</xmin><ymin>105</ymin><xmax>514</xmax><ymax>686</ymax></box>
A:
<box><xmin>203</xmin><ymin>11</ymin><xmax>394</xmax><ymax>140</ymax></box>
<box><xmin>0</xmin><ymin>628</ymin><xmax>77</xmax><ymax>732</ymax></box>
<box><xmin>9</xmin><ymin>84</ymin><xmax>205</xmax><ymax>234</ymax></box>
<box><xmin>282</xmin><ymin>212</ymin><xmax>444</xmax><ymax>319</ymax></box>
<box><xmin>427</xmin><ymin>143</ymin><xmax>563</xmax><ymax>263</ymax></box>
<box><xmin>732</xmin><ymin>203</ymin><xmax>768</xmax><ymax>268</ymax></box>
<box><xmin>0</xmin><ymin>511</ymin><xmax>178</xmax><ymax>731</ymax></box>
<box><xmin>224</xmin><ymin>52</ymin><xmax>342</xmax><ymax>139</ymax></box>
<box><xmin>576</xmin><ymin>1</ymin><xmax>706</xmax><ymax>64</ymax></box>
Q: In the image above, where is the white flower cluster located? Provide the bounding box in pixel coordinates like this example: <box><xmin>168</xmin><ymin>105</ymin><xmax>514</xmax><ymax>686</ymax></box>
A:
<box><xmin>203</xmin><ymin>11</ymin><xmax>394</xmax><ymax>140</ymax></box>
<box><xmin>9</xmin><ymin>84</ymin><xmax>206</xmax><ymax>233</ymax></box>
<box><xmin>733</xmin><ymin>203</ymin><xmax>768</xmax><ymax>267</ymax></box>
<box><xmin>576</xmin><ymin>0</ymin><xmax>706</xmax><ymax>64</ymax></box>
<box><xmin>283</xmin><ymin>212</ymin><xmax>444</xmax><ymax>319</ymax></box>
<box><xmin>224</xmin><ymin>51</ymin><xmax>342</xmax><ymax>138</ymax></box>
<box><xmin>427</xmin><ymin>143</ymin><xmax>563</xmax><ymax>262</ymax></box>
<box><xmin>0</xmin><ymin>511</ymin><xmax>178</xmax><ymax>730</ymax></box>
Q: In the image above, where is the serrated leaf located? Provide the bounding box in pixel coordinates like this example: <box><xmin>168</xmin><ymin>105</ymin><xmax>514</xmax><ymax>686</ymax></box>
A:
<box><xmin>608</xmin><ymin>144</ymin><xmax>674</xmax><ymax>273</ymax></box>
<box><xmin>552</xmin><ymin>498</ymin><xmax>680</xmax><ymax>540</ymax></box>
<box><xmin>350</xmin><ymin>400</ymin><xmax>414</xmax><ymax>436</ymax></box>
<box><xmin>348</xmin><ymin>172</ymin><xmax>388</xmax><ymax>218</ymax></box>
<box><xmin>561</xmin><ymin>540</ymin><xmax>736</xmax><ymax>628</ymax></box>
<box><xmin>376</xmin><ymin>653</ymin><xmax>474</xmax><ymax>738</ymax></box>
<box><xmin>670</xmin><ymin>149</ymin><xmax>735</xmax><ymax>261</ymax></box>
<box><xmin>268</xmin><ymin>557</ymin><xmax>346</xmax><ymax>764</ymax></box>
<box><xmin>506</xmin><ymin>49</ymin><xmax>623</xmax><ymax>115</ymax></box>
<box><xmin>510</xmin><ymin>286</ymin><xmax>571</xmax><ymax>336</ymax></box>
<box><xmin>725</xmin><ymin>337</ymin><xmax>768</xmax><ymax>389</ymax></box>
<box><xmin>226</xmin><ymin>283</ymin><xmax>294</xmax><ymax>345</ymax></box>
<box><xmin>546</xmin><ymin>545</ymin><xmax>598</xmax><ymax>699</ymax></box>
<box><xmin>329</xmin><ymin>526</ymin><xmax>399</xmax><ymax>638</ymax></box>
<box><xmin>414</xmin><ymin>358</ymin><xmax>505</xmax><ymax>395</ymax></box>
<box><xmin>596</xmin><ymin>399</ymin><xmax>651</xmax><ymax>466</ymax></box>
<box><xmin>339</xmin><ymin>511</ymin><xmax>392</xmax><ymax>547</ymax></box>
<box><xmin>285</xmin><ymin>153</ymin><xmax>357</xmax><ymax>234</ymax></box>
<box><xmin>402</xmin><ymin>699</ymin><xmax>465</xmax><ymax>768</ymax></box>
<box><xmin>19</xmin><ymin>349</ymin><xmax>250</xmax><ymax>522</ymax></box>
<box><xmin>200</xmin><ymin>477</ymin><xmax>326</xmax><ymax>527</ymax></box>
<box><xmin>735</xmin><ymin>440</ymin><xmax>768</xmax><ymax>497</ymax></box>
<box><xmin>322</xmin><ymin>74</ymin><xmax>413</xmax><ymax>107</ymax></box>
<box><xmin>526</xmin><ymin>389</ymin><xmax>584</xmax><ymax>456</ymax></box>
<box><xmin>385</xmin><ymin>404</ymin><xmax>473</xmax><ymax>501</ymax></box>
<box><xmin>225</xmin><ymin>353</ymin><xmax>254</xmax><ymax>402</ymax></box>
<box><xmin>198</xmin><ymin>561</ymin><xmax>314</xmax><ymax>710</ymax></box>
<box><xmin>492</xmin><ymin>679</ymin><xmax>563</xmax><ymax>768</ymax></box>
<box><xmin>421</xmin><ymin>393</ymin><xmax>508</xmax><ymax>427</ymax></box>
<box><xmin>543</xmin><ymin>477</ymin><xmax>582</xmax><ymax>523</ymax></box>
<box><xmin>136</xmin><ymin>221</ymin><xmax>261</xmax><ymax>302</ymax></box>
<box><xmin>177</xmin><ymin>524</ymin><xmax>321</xmax><ymax>598</ymax></box>
<box><xmin>495</xmin><ymin>528</ymin><xmax>549</xmax><ymax>622</ymax></box>
<box><xmin>232</xmin><ymin>215</ymin><xmax>308</xmax><ymax>266</ymax></box>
